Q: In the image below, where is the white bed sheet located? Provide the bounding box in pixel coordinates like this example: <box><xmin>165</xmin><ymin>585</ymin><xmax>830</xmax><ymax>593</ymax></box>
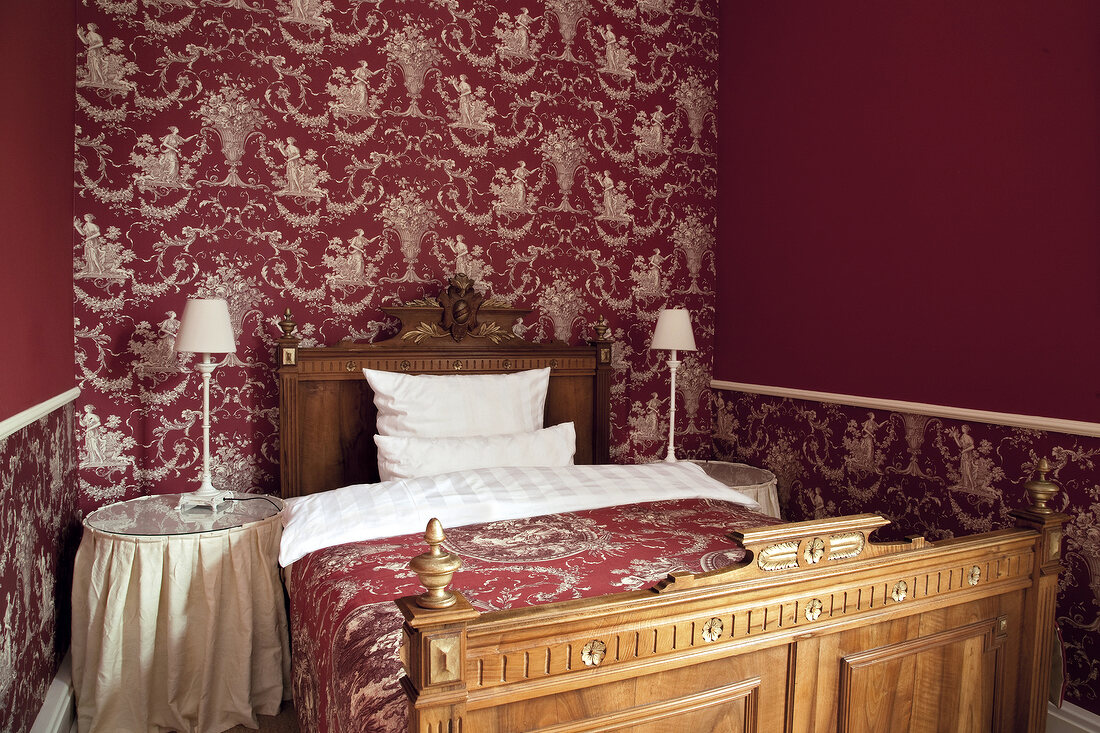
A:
<box><xmin>279</xmin><ymin>461</ymin><xmax>761</xmax><ymax>566</ymax></box>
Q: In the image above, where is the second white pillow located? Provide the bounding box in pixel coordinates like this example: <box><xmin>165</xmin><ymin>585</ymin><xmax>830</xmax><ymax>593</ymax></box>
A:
<box><xmin>374</xmin><ymin>422</ymin><xmax>577</xmax><ymax>481</ymax></box>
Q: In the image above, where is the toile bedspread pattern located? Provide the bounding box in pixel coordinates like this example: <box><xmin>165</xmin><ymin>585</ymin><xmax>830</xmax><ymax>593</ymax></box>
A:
<box><xmin>287</xmin><ymin>497</ymin><xmax>780</xmax><ymax>733</ymax></box>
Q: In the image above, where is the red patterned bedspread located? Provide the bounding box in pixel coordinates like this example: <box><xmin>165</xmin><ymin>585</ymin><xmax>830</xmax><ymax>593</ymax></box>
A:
<box><xmin>286</xmin><ymin>497</ymin><xmax>780</xmax><ymax>733</ymax></box>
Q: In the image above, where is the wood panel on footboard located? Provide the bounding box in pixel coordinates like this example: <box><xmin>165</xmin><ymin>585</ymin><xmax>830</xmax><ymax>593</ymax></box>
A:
<box><xmin>399</xmin><ymin>464</ymin><xmax>1067</xmax><ymax>733</ymax></box>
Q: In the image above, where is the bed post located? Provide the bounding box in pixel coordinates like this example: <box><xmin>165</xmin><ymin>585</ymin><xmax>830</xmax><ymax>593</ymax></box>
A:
<box><xmin>398</xmin><ymin>519</ymin><xmax>479</xmax><ymax>733</ymax></box>
<box><xmin>588</xmin><ymin>315</ymin><xmax>613</xmax><ymax>464</ymax></box>
<box><xmin>1010</xmin><ymin>458</ymin><xmax>1068</xmax><ymax>732</ymax></box>
<box><xmin>276</xmin><ymin>309</ymin><xmax>301</xmax><ymax>498</ymax></box>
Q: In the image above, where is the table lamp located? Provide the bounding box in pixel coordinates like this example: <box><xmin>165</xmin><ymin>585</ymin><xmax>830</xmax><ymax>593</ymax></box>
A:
<box><xmin>174</xmin><ymin>298</ymin><xmax>236</xmax><ymax>511</ymax></box>
<box><xmin>650</xmin><ymin>308</ymin><xmax>697</xmax><ymax>462</ymax></box>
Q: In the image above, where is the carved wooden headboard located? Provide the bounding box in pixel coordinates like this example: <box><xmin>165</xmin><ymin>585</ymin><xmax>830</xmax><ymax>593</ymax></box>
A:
<box><xmin>276</xmin><ymin>275</ymin><xmax>613</xmax><ymax>499</ymax></box>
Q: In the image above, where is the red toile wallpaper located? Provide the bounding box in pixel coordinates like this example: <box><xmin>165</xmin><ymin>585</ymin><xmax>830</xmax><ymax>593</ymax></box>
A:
<box><xmin>713</xmin><ymin>389</ymin><xmax>1100</xmax><ymax>716</ymax></box>
<box><xmin>0</xmin><ymin>405</ymin><xmax>79</xmax><ymax>733</ymax></box>
<box><xmin>73</xmin><ymin>0</ymin><xmax>719</xmax><ymax>510</ymax></box>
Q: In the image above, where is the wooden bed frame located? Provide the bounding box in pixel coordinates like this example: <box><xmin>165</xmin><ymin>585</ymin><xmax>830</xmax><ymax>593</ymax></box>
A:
<box><xmin>276</xmin><ymin>274</ymin><xmax>612</xmax><ymax>498</ymax></box>
<box><xmin>277</xmin><ymin>276</ymin><xmax>1066</xmax><ymax>733</ymax></box>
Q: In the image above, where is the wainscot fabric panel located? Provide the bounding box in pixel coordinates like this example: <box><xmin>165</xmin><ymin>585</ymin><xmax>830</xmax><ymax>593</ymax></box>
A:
<box><xmin>0</xmin><ymin>402</ymin><xmax>79</xmax><ymax>733</ymax></box>
<box><xmin>713</xmin><ymin>389</ymin><xmax>1100</xmax><ymax>717</ymax></box>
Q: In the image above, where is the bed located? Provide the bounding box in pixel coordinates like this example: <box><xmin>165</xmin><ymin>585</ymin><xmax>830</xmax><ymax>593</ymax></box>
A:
<box><xmin>276</xmin><ymin>275</ymin><xmax>1067</xmax><ymax>733</ymax></box>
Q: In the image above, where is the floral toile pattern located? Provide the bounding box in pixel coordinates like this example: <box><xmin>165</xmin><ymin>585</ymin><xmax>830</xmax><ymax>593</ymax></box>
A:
<box><xmin>0</xmin><ymin>405</ymin><xmax>79</xmax><ymax>733</ymax></box>
<box><xmin>713</xmin><ymin>389</ymin><xmax>1100</xmax><ymax>715</ymax></box>
<box><xmin>73</xmin><ymin>0</ymin><xmax>720</xmax><ymax>514</ymax></box>
<box><xmin>289</xmin><ymin>497</ymin><xmax>776</xmax><ymax>732</ymax></box>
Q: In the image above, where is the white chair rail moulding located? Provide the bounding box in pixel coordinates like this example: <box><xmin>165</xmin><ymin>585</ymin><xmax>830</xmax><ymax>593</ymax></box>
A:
<box><xmin>710</xmin><ymin>380</ymin><xmax>1100</xmax><ymax>438</ymax></box>
<box><xmin>0</xmin><ymin>387</ymin><xmax>80</xmax><ymax>441</ymax></box>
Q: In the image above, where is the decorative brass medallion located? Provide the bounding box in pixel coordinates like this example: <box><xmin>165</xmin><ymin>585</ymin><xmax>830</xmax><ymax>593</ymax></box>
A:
<box><xmin>805</xmin><ymin>598</ymin><xmax>823</xmax><ymax>622</ymax></box>
<box><xmin>400</xmin><ymin>360</ymin><xmax>411</xmax><ymax>371</ymax></box>
<box><xmin>891</xmin><ymin>580</ymin><xmax>908</xmax><ymax>602</ymax></box>
<box><xmin>344</xmin><ymin>360</ymin><xmax>356</xmax><ymax>372</ymax></box>
<box><xmin>803</xmin><ymin>537</ymin><xmax>825</xmax><ymax>565</ymax></box>
<box><xmin>702</xmin><ymin>617</ymin><xmax>723</xmax><ymax>643</ymax></box>
<box><xmin>759</xmin><ymin>541</ymin><xmax>800</xmax><ymax>571</ymax></box>
<box><xmin>581</xmin><ymin>640</ymin><xmax>607</xmax><ymax>667</ymax></box>
<box><xmin>281</xmin><ymin>347</ymin><xmax>296</xmax><ymax>366</ymax></box>
<box><xmin>501</xmin><ymin>358</ymin><xmax>512</xmax><ymax>369</ymax></box>
<box><xmin>968</xmin><ymin>565</ymin><xmax>981</xmax><ymax>586</ymax></box>
<box><xmin>452</xmin><ymin>360</ymin><xmax>463</xmax><ymax>370</ymax></box>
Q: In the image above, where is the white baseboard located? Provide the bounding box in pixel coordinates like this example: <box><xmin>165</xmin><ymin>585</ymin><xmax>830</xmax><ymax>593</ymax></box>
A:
<box><xmin>22</xmin><ymin>650</ymin><xmax>1100</xmax><ymax>733</ymax></box>
<box><xmin>29</xmin><ymin>650</ymin><xmax>74</xmax><ymax>733</ymax></box>
<box><xmin>1047</xmin><ymin>700</ymin><xmax>1100</xmax><ymax>733</ymax></box>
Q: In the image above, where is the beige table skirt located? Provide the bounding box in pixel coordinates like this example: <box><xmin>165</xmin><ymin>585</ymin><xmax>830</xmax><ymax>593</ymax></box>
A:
<box><xmin>72</xmin><ymin>512</ymin><xmax>290</xmax><ymax>733</ymax></box>
<box><xmin>690</xmin><ymin>460</ymin><xmax>783</xmax><ymax>519</ymax></box>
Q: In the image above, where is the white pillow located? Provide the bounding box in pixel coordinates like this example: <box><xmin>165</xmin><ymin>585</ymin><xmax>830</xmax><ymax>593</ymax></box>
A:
<box><xmin>363</xmin><ymin>367</ymin><xmax>550</xmax><ymax>437</ymax></box>
<box><xmin>374</xmin><ymin>422</ymin><xmax>576</xmax><ymax>481</ymax></box>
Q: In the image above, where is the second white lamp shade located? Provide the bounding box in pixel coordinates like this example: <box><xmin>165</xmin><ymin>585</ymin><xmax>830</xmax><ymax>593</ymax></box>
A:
<box><xmin>651</xmin><ymin>308</ymin><xmax>697</xmax><ymax>353</ymax></box>
<box><xmin>174</xmin><ymin>299</ymin><xmax>237</xmax><ymax>354</ymax></box>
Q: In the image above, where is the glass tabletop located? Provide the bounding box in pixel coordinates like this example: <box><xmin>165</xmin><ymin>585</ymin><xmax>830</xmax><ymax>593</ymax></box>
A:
<box><xmin>85</xmin><ymin>493</ymin><xmax>283</xmax><ymax>536</ymax></box>
<box><xmin>689</xmin><ymin>460</ymin><xmax>777</xmax><ymax>490</ymax></box>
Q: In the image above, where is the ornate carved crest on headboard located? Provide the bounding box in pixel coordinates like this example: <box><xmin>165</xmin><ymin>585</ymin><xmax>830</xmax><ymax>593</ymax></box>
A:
<box><xmin>380</xmin><ymin>273</ymin><xmax>532</xmax><ymax>346</ymax></box>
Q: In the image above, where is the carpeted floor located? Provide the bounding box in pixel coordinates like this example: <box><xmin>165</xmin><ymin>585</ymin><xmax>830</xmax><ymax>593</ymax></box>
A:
<box><xmin>223</xmin><ymin>702</ymin><xmax>300</xmax><ymax>732</ymax></box>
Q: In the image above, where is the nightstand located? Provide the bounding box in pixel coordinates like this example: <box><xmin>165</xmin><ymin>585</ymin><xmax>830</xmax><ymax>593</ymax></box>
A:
<box><xmin>71</xmin><ymin>493</ymin><xmax>290</xmax><ymax>733</ymax></box>
<box><xmin>689</xmin><ymin>460</ymin><xmax>782</xmax><ymax>519</ymax></box>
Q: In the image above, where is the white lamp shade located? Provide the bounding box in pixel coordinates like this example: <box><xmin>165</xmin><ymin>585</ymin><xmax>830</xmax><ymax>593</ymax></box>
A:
<box><xmin>651</xmin><ymin>308</ymin><xmax>697</xmax><ymax>352</ymax></box>
<box><xmin>174</xmin><ymin>299</ymin><xmax>237</xmax><ymax>354</ymax></box>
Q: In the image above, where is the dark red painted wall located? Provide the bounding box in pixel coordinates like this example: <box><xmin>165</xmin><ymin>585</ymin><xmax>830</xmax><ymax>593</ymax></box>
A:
<box><xmin>716</xmin><ymin>0</ymin><xmax>1100</xmax><ymax>423</ymax></box>
<box><xmin>0</xmin><ymin>2</ymin><xmax>76</xmax><ymax>421</ymax></box>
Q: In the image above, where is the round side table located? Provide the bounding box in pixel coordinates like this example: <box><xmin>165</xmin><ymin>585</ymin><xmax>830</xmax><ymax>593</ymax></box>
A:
<box><xmin>689</xmin><ymin>460</ymin><xmax>782</xmax><ymax>519</ymax></box>
<box><xmin>72</xmin><ymin>493</ymin><xmax>290</xmax><ymax>733</ymax></box>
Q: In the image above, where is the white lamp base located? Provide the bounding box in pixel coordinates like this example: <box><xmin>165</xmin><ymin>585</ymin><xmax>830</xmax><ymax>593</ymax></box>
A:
<box><xmin>178</xmin><ymin>353</ymin><xmax>230</xmax><ymax>514</ymax></box>
<box><xmin>178</xmin><ymin>482</ymin><xmax>230</xmax><ymax>513</ymax></box>
<box><xmin>663</xmin><ymin>351</ymin><xmax>681</xmax><ymax>462</ymax></box>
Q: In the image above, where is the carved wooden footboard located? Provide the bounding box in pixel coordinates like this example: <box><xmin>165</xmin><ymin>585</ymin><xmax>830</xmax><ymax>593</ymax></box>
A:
<box><xmin>273</xmin><ymin>278</ymin><xmax>1066</xmax><ymax>732</ymax></box>
<box><xmin>399</xmin><ymin>464</ymin><xmax>1066</xmax><ymax>733</ymax></box>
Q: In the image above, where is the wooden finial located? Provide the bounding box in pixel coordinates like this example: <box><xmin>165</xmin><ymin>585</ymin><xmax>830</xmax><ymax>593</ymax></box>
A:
<box><xmin>592</xmin><ymin>315</ymin><xmax>610</xmax><ymax>341</ymax></box>
<box><xmin>409</xmin><ymin>518</ymin><xmax>462</xmax><ymax>609</ymax></box>
<box><xmin>1024</xmin><ymin>458</ymin><xmax>1059</xmax><ymax>514</ymax></box>
<box><xmin>278</xmin><ymin>308</ymin><xmax>296</xmax><ymax>339</ymax></box>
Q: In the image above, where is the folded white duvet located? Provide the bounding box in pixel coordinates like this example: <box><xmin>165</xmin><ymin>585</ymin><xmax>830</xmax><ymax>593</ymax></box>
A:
<box><xmin>279</xmin><ymin>462</ymin><xmax>760</xmax><ymax>566</ymax></box>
